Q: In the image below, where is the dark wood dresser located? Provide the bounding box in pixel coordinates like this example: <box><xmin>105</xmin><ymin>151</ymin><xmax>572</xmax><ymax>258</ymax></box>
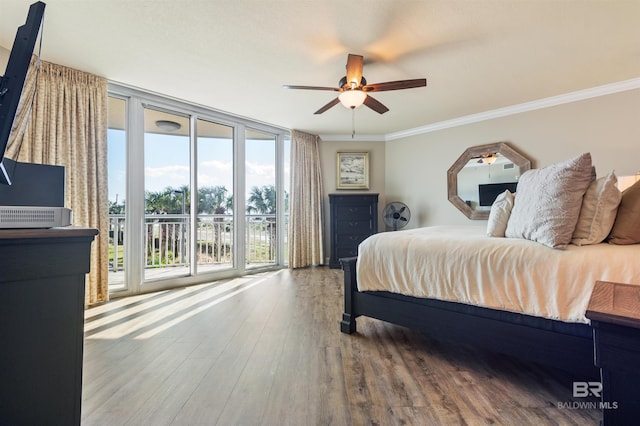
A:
<box><xmin>329</xmin><ymin>193</ymin><xmax>378</xmax><ymax>269</ymax></box>
<box><xmin>0</xmin><ymin>227</ymin><xmax>97</xmax><ymax>425</ymax></box>
<box><xmin>586</xmin><ymin>280</ymin><xmax>640</xmax><ymax>425</ymax></box>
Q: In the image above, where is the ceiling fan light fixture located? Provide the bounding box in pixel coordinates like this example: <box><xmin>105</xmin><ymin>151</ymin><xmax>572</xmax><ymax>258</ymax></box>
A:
<box><xmin>482</xmin><ymin>153</ymin><xmax>497</xmax><ymax>164</ymax></box>
<box><xmin>338</xmin><ymin>90</ymin><xmax>367</xmax><ymax>109</ymax></box>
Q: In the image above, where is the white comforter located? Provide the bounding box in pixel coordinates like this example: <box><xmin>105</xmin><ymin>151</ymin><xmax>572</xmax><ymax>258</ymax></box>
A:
<box><xmin>356</xmin><ymin>225</ymin><xmax>640</xmax><ymax>324</ymax></box>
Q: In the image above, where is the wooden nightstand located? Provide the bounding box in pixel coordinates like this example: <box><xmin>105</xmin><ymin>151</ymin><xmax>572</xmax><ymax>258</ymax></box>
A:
<box><xmin>586</xmin><ymin>280</ymin><xmax>640</xmax><ymax>425</ymax></box>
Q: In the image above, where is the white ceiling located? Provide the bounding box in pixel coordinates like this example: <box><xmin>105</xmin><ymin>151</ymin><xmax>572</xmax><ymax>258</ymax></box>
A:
<box><xmin>2</xmin><ymin>0</ymin><xmax>639</xmax><ymax>138</ymax></box>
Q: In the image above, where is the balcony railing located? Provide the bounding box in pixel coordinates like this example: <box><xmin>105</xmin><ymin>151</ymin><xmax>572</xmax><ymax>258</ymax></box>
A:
<box><xmin>108</xmin><ymin>213</ymin><xmax>285</xmax><ymax>274</ymax></box>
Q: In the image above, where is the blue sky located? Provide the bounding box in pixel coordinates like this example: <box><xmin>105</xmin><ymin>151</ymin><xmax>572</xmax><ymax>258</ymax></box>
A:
<box><xmin>108</xmin><ymin>129</ymin><xmax>289</xmax><ymax>204</ymax></box>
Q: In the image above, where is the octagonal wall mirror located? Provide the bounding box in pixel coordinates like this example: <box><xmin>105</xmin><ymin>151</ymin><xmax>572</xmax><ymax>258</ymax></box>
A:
<box><xmin>447</xmin><ymin>142</ymin><xmax>531</xmax><ymax>220</ymax></box>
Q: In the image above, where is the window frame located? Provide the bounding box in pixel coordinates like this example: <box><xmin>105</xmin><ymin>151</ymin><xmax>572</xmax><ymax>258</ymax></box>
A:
<box><xmin>107</xmin><ymin>83</ymin><xmax>290</xmax><ymax>297</ymax></box>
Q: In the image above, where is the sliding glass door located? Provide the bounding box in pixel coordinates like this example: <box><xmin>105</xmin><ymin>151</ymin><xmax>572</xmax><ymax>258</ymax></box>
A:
<box><xmin>245</xmin><ymin>129</ymin><xmax>277</xmax><ymax>269</ymax></box>
<box><xmin>196</xmin><ymin>119</ymin><xmax>234</xmax><ymax>273</ymax></box>
<box><xmin>107</xmin><ymin>87</ymin><xmax>289</xmax><ymax>296</ymax></box>
<box><xmin>143</xmin><ymin>108</ymin><xmax>191</xmax><ymax>282</ymax></box>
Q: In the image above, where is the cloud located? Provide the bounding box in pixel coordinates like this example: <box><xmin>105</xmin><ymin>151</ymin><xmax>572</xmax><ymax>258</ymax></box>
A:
<box><xmin>145</xmin><ymin>165</ymin><xmax>190</xmax><ymax>179</ymax></box>
<box><xmin>145</xmin><ymin>165</ymin><xmax>190</xmax><ymax>192</ymax></box>
<box><xmin>198</xmin><ymin>160</ymin><xmax>234</xmax><ymax>188</ymax></box>
<box><xmin>143</xmin><ymin>161</ymin><xmax>278</xmax><ymax>195</ymax></box>
<box><xmin>201</xmin><ymin>159</ymin><xmax>232</xmax><ymax>172</ymax></box>
<box><xmin>198</xmin><ymin>172</ymin><xmax>233</xmax><ymax>189</ymax></box>
<box><xmin>246</xmin><ymin>161</ymin><xmax>275</xmax><ymax>178</ymax></box>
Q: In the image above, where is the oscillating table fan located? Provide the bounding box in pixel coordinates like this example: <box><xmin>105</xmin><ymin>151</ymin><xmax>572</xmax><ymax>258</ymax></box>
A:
<box><xmin>382</xmin><ymin>202</ymin><xmax>411</xmax><ymax>231</ymax></box>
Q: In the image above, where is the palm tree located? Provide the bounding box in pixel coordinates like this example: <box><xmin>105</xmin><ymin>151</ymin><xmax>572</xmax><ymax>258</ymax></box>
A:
<box><xmin>246</xmin><ymin>185</ymin><xmax>278</xmax><ymax>261</ymax></box>
<box><xmin>145</xmin><ymin>185</ymin><xmax>190</xmax><ymax>214</ymax></box>
<box><xmin>145</xmin><ymin>185</ymin><xmax>190</xmax><ymax>265</ymax></box>
<box><xmin>198</xmin><ymin>186</ymin><xmax>232</xmax><ymax>261</ymax></box>
<box><xmin>246</xmin><ymin>185</ymin><xmax>276</xmax><ymax>215</ymax></box>
<box><xmin>245</xmin><ymin>185</ymin><xmax>288</xmax><ymax>215</ymax></box>
<box><xmin>198</xmin><ymin>185</ymin><xmax>229</xmax><ymax>214</ymax></box>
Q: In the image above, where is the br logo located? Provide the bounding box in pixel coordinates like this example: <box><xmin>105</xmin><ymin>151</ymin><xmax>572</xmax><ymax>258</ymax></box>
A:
<box><xmin>573</xmin><ymin>381</ymin><xmax>602</xmax><ymax>398</ymax></box>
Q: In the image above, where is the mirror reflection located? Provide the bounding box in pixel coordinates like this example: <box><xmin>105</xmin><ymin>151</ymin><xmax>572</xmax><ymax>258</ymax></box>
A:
<box><xmin>447</xmin><ymin>142</ymin><xmax>531</xmax><ymax>220</ymax></box>
<box><xmin>457</xmin><ymin>153</ymin><xmax>521</xmax><ymax>211</ymax></box>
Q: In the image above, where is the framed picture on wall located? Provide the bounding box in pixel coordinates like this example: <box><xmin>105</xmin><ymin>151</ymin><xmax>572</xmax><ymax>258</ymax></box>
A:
<box><xmin>336</xmin><ymin>151</ymin><xmax>369</xmax><ymax>189</ymax></box>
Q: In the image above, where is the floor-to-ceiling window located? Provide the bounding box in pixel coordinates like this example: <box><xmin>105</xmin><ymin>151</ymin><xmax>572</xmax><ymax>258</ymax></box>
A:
<box><xmin>107</xmin><ymin>96</ymin><xmax>127</xmax><ymax>291</ymax></box>
<box><xmin>196</xmin><ymin>119</ymin><xmax>235</xmax><ymax>273</ymax></box>
<box><xmin>283</xmin><ymin>135</ymin><xmax>291</xmax><ymax>266</ymax></box>
<box><xmin>143</xmin><ymin>108</ymin><xmax>191</xmax><ymax>282</ymax></box>
<box><xmin>107</xmin><ymin>86</ymin><xmax>289</xmax><ymax>296</ymax></box>
<box><xmin>245</xmin><ymin>129</ymin><xmax>277</xmax><ymax>269</ymax></box>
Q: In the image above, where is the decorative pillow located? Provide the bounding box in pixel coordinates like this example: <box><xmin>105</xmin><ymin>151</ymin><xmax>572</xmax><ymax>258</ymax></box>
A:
<box><xmin>487</xmin><ymin>190</ymin><xmax>515</xmax><ymax>237</ymax></box>
<box><xmin>571</xmin><ymin>171</ymin><xmax>622</xmax><ymax>246</ymax></box>
<box><xmin>505</xmin><ymin>152</ymin><xmax>593</xmax><ymax>249</ymax></box>
<box><xmin>608</xmin><ymin>179</ymin><xmax>640</xmax><ymax>245</ymax></box>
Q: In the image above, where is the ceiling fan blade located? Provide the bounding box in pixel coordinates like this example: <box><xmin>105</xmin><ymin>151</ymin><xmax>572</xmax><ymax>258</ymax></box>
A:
<box><xmin>283</xmin><ymin>85</ymin><xmax>339</xmax><ymax>91</ymax></box>
<box><xmin>345</xmin><ymin>54</ymin><xmax>364</xmax><ymax>87</ymax></box>
<box><xmin>314</xmin><ymin>98</ymin><xmax>340</xmax><ymax>114</ymax></box>
<box><xmin>363</xmin><ymin>95</ymin><xmax>389</xmax><ymax>114</ymax></box>
<box><xmin>363</xmin><ymin>78</ymin><xmax>427</xmax><ymax>92</ymax></box>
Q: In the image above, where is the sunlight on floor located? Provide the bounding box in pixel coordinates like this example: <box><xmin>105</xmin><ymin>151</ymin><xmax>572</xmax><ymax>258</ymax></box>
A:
<box><xmin>85</xmin><ymin>271</ymin><xmax>283</xmax><ymax>340</ymax></box>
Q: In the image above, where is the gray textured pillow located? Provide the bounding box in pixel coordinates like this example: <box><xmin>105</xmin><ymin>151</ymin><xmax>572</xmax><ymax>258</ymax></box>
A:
<box><xmin>505</xmin><ymin>153</ymin><xmax>593</xmax><ymax>248</ymax></box>
<box><xmin>571</xmin><ymin>171</ymin><xmax>621</xmax><ymax>246</ymax></box>
<box><xmin>487</xmin><ymin>190</ymin><xmax>515</xmax><ymax>237</ymax></box>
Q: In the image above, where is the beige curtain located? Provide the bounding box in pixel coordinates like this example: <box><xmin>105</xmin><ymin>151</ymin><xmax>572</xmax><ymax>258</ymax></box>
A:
<box><xmin>288</xmin><ymin>130</ymin><xmax>324</xmax><ymax>268</ymax></box>
<box><xmin>7</xmin><ymin>59</ymin><xmax>109</xmax><ymax>306</ymax></box>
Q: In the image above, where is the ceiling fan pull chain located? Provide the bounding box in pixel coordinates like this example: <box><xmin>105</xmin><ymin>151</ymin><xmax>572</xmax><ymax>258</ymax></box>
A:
<box><xmin>352</xmin><ymin>108</ymin><xmax>356</xmax><ymax>139</ymax></box>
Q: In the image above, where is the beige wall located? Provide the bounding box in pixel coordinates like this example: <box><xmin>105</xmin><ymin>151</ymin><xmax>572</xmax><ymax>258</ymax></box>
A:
<box><xmin>319</xmin><ymin>139</ymin><xmax>385</xmax><ymax>264</ymax></box>
<box><xmin>0</xmin><ymin>47</ymin><xmax>8</xmax><ymax>71</ymax></box>
<box><xmin>384</xmin><ymin>89</ymin><xmax>640</xmax><ymax>228</ymax></box>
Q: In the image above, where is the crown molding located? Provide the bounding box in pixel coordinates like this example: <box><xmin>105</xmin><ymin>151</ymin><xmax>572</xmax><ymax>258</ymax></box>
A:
<box><xmin>319</xmin><ymin>78</ymin><xmax>640</xmax><ymax>142</ymax></box>
<box><xmin>318</xmin><ymin>133</ymin><xmax>386</xmax><ymax>142</ymax></box>
<box><xmin>386</xmin><ymin>77</ymin><xmax>640</xmax><ymax>141</ymax></box>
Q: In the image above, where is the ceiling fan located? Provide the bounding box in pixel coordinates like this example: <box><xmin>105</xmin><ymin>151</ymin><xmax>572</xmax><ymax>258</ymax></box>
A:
<box><xmin>283</xmin><ymin>54</ymin><xmax>427</xmax><ymax>115</ymax></box>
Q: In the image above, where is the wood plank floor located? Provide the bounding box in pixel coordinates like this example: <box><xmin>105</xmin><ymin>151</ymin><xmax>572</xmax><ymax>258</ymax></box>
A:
<box><xmin>82</xmin><ymin>267</ymin><xmax>601</xmax><ymax>425</ymax></box>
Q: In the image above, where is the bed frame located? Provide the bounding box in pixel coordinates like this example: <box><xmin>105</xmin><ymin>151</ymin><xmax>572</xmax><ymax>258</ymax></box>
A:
<box><xmin>339</xmin><ymin>257</ymin><xmax>599</xmax><ymax>378</ymax></box>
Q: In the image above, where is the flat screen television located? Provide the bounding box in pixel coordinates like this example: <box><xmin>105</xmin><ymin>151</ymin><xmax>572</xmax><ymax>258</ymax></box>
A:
<box><xmin>0</xmin><ymin>1</ymin><xmax>46</xmax><ymax>186</ymax></box>
<box><xmin>478</xmin><ymin>182</ymin><xmax>518</xmax><ymax>207</ymax></box>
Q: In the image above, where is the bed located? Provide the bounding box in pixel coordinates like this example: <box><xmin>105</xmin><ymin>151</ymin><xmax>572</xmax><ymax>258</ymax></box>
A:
<box><xmin>339</xmin><ymin>225</ymin><xmax>640</xmax><ymax>378</ymax></box>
